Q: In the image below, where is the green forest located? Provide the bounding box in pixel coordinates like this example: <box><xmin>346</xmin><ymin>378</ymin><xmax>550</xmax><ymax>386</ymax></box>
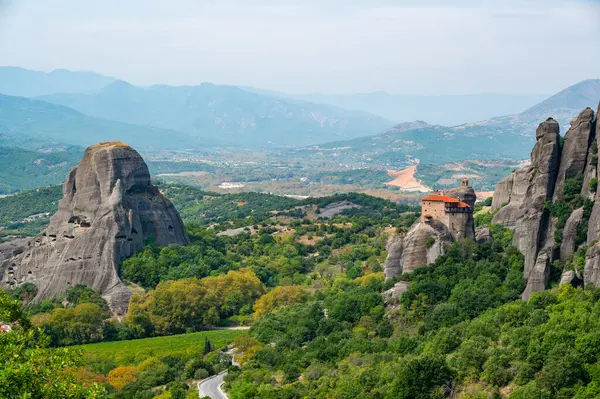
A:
<box><xmin>3</xmin><ymin>183</ymin><xmax>600</xmax><ymax>398</ymax></box>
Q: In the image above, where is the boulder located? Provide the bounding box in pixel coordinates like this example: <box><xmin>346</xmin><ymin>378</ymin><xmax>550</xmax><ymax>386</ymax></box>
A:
<box><xmin>475</xmin><ymin>227</ymin><xmax>492</xmax><ymax>244</ymax></box>
<box><xmin>0</xmin><ymin>142</ymin><xmax>189</xmax><ymax>313</ymax></box>
<box><xmin>559</xmin><ymin>270</ymin><xmax>578</xmax><ymax>287</ymax></box>
<box><xmin>383</xmin><ymin>281</ymin><xmax>410</xmax><ymax>301</ymax></box>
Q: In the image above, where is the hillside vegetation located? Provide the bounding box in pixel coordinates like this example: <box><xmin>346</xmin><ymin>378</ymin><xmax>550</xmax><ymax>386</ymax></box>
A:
<box><xmin>4</xmin><ymin>182</ymin><xmax>600</xmax><ymax>398</ymax></box>
<box><xmin>0</xmin><ymin>147</ymin><xmax>80</xmax><ymax>194</ymax></box>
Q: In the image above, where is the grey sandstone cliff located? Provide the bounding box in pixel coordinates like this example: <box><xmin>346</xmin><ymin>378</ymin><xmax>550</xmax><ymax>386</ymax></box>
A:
<box><xmin>384</xmin><ymin>220</ymin><xmax>453</xmax><ymax>280</ymax></box>
<box><xmin>553</xmin><ymin>108</ymin><xmax>595</xmax><ymax>201</ymax></box>
<box><xmin>492</xmin><ymin>118</ymin><xmax>561</xmax><ymax>288</ymax></box>
<box><xmin>384</xmin><ymin>181</ymin><xmax>475</xmax><ymax>290</ymax></box>
<box><xmin>560</xmin><ymin>207</ymin><xmax>584</xmax><ymax>262</ymax></box>
<box><xmin>0</xmin><ymin>142</ymin><xmax>189</xmax><ymax>313</ymax></box>
<box><xmin>492</xmin><ymin>105</ymin><xmax>600</xmax><ymax>298</ymax></box>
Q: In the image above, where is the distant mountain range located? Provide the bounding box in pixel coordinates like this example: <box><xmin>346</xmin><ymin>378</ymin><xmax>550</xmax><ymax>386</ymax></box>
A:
<box><xmin>296</xmin><ymin>79</ymin><xmax>600</xmax><ymax>168</ymax></box>
<box><xmin>0</xmin><ymin>94</ymin><xmax>204</xmax><ymax>151</ymax></box>
<box><xmin>36</xmin><ymin>81</ymin><xmax>393</xmax><ymax>147</ymax></box>
<box><xmin>0</xmin><ymin>67</ymin><xmax>598</xmax><ymax>193</ymax></box>
<box><xmin>0</xmin><ymin>67</ymin><xmax>116</xmax><ymax>97</ymax></box>
<box><xmin>248</xmin><ymin>89</ymin><xmax>550</xmax><ymax>126</ymax></box>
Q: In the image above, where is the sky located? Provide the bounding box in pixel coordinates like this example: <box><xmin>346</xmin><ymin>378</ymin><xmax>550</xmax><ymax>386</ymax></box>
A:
<box><xmin>0</xmin><ymin>0</ymin><xmax>598</xmax><ymax>95</ymax></box>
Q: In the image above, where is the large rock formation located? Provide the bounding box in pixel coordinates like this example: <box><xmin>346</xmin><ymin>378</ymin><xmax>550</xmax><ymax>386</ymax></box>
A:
<box><xmin>0</xmin><ymin>142</ymin><xmax>189</xmax><ymax>313</ymax></box>
<box><xmin>492</xmin><ymin>118</ymin><xmax>561</xmax><ymax>285</ymax></box>
<box><xmin>384</xmin><ymin>220</ymin><xmax>453</xmax><ymax>280</ymax></box>
<box><xmin>492</xmin><ymin>105</ymin><xmax>600</xmax><ymax>298</ymax></box>
<box><xmin>384</xmin><ymin>181</ymin><xmax>475</xmax><ymax>285</ymax></box>
<box><xmin>553</xmin><ymin>108</ymin><xmax>595</xmax><ymax>201</ymax></box>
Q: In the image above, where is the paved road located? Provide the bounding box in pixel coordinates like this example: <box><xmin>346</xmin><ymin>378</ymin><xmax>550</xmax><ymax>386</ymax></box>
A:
<box><xmin>198</xmin><ymin>372</ymin><xmax>227</xmax><ymax>399</ymax></box>
<box><xmin>198</xmin><ymin>351</ymin><xmax>238</xmax><ymax>399</ymax></box>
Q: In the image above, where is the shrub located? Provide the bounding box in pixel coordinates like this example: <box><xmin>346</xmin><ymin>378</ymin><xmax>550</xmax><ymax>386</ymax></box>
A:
<box><xmin>108</xmin><ymin>366</ymin><xmax>139</xmax><ymax>391</ymax></box>
<box><xmin>194</xmin><ymin>368</ymin><xmax>209</xmax><ymax>380</ymax></box>
<box><xmin>589</xmin><ymin>178</ymin><xmax>598</xmax><ymax>193</ymax></box>
<box><xmin>426</xmin><ymin>236</ymin><xmax>436</xmax><ymax>249</ymax></box>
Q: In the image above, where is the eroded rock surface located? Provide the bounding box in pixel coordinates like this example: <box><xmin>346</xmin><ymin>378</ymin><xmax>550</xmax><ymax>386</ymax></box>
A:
<box><xmin>586</xmin><ymin>244</ymin><xmax>600</xmax><ymax>287</ymax></box>
<box><xmin>475</xmin><ymin>227</ymin><xmax>492</xmax><ymax>244</ymax></box>
<box><xmin>560</xmin><ymin>207</ymin><xmax>584</xmax><ymax>262</ymax></box>
<box><xmin>493</xmin><ymin>119</ymin><xmax>561</xmax><ymax>280</ymax></box>
<box><xmin>522</xmin><ymin>251</ymin><xmax>551</xmax><ymax>300</ymax></box>
<box><xmin>383</xmin><ymin>220</ymin><xmax>453</xmax><ymax>280</ymax></box>
<box><xmin>492</xmin><ymin>105</ymin><xmax>600</xmax><ymax>298</ymax></box>
<box><xmin>0</xmin><ymin>142</ymin><xmax>189</xmax><ymax>313</ymax></box>
<box><xmin>553</xmin><ymin>108</ymin><xmax>595</xmax><ymax>201</ymax></box>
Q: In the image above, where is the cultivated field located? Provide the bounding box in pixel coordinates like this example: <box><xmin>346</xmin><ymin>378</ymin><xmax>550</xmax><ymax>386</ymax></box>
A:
<box><xmin>75</xmin><ymin>330</ymin><xmax>246</xmax><ymax>367</ymax></box>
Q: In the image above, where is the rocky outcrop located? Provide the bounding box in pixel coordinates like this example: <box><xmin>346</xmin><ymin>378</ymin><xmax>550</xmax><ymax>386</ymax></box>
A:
<box><xmin>384</xmin><ymin>220</ymin><xmax>453</xmax><ymax>280</ymax></box>
<box><xmin>492</xmin><ymin>104</ymin><xmax>600</xmax><ymax>298</ymax></box>
<box><xmin>445</xmin><ymin>185</ymin><xmax>477</xmax><ymax>209</ymax></box>
<box><xmin>0</xmin><ymin>142</ymin><xmax>189</xmax><ymax>314</ymax></box>
<box><xmin>491</xmin><ymin>174</ymin><xmax>513</xmax><ymax>211</ymax></box>
<box><xmin>522</xmin><ymin>216</ymin><xmax>556</xmax><ymax>300</ymax></box>
<box><xmin>553</xmin><ymin>108</ymin><xmax>595</xmax><ymax>201</ymax></box>
<box><xmin>560</xmin><ymin>207</ymin><xmax>584</xmax><ymax>262</ymax></box>
<box><xmin>383</xmin><ymin>281</ymin><xmax>410</xmax><ymax>301</ymax></box>
<box><xmin>383</xmin><ymin>234</ymin><xmax>404</xmax><ymax>280</ymax></box>
<box><xmin>586</xmin><ymin>106</ymin><xmax>600</xmax><ymax>245</ymax></box>
<box><xmin>522</xmin><ymin>251</ymin><xmax>551</xmax><ymax>300</ymax></box>
<box><xmin>586</xmin><ymin>243</ymin><xmax>600</xmax><ymax>286</ymax></box>
<box><xmin>581</xmin><ymin>110</ymin><xmax>598</xmax><ymax>199</ymax></box>
<box><xmin>475</xmin><ymin>227</ymin><xmax>492</xmax><ymax>244</ymax></box>
<box><xmin>559</xmin><ymin>270</ymin><xmax>581</xmax><ymax>287</ymax></box>
<box><xmin>493</xmin><ymin>118</ymin><xmax>561</xmax><ymax>279</ymax></box>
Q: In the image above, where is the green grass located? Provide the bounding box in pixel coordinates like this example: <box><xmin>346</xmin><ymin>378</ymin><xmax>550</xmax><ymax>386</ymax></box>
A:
<box><xmin>75</xmin><ymin>330</ymin><xmax>246</xmax><ymax>367</ymax></box>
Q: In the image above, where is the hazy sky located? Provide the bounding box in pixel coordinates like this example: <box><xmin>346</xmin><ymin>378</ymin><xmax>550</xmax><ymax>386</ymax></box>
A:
<box><xmin>0</xmin><ymin>0</ymin><xmax>598</xmax><ymax>95</ymax></box>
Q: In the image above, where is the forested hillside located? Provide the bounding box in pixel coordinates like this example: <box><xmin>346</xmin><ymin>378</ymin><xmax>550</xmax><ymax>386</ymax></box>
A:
<box><xmin>3</xmin><ymin>181</ymin><xmax>600</xmax><ymax>398</ymax></box>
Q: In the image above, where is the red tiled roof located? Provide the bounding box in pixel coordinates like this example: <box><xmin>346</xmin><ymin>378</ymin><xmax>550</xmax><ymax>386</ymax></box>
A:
<box><xmin>421</xmin><ymin>195</ymin><xmax>460</xmax><ymax>203</ymax></box>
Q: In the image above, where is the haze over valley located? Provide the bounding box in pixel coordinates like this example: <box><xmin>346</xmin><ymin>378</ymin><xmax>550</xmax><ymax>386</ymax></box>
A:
<box><xmin>1</xmin><ymin>65</ymin><xmax>598</xmax><ymax>196</ymax></box>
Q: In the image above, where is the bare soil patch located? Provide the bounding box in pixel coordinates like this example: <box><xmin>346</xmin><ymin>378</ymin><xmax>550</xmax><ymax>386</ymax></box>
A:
<box><xmin>386</xmin><ymin>166</ymin><xmax>430</xmax><ymax>192</ymax></box>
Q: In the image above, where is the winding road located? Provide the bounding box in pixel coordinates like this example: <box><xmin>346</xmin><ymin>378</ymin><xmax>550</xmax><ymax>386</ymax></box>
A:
<box><xmin>198</xmin><ymin>372</ymin><xmax>228</xmax><ymax>399</ymax></box>
<box><xmin>198</xmin><ymin>350</ymin><xmax>238</xmax><ymax>399</ymax></box>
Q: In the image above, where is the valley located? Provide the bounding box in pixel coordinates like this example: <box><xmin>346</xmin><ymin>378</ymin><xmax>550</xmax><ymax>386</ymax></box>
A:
<box><xmin>1</xmin><ymin>66</ymin><xmax>599</xmax><ymax>399</ymax></box>
<box><xmin>1</xmin><ymin>71</ymin><xmax>597</xmax><ymax>197</ymax></box>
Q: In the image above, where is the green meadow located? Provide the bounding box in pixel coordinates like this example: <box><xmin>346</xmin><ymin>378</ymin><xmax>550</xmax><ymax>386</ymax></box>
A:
<box><xmin>74</xmin><ymin>330</ymin><xmax>246</xmax><ymax>368</ymax></box>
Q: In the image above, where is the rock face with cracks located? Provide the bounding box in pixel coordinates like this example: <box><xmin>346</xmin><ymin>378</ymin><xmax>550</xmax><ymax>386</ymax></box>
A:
<box><xmin>0</xmin><ymin>142</ymin><xmax>189</xmax><ymax>314</ymax></box>
<box><xmin>491</xmin><ymin>105</ymin><xmax>600</xmax><ymax>298</ymax></box>
<box><xmin>384</xmin><ymin>220</ymin><xmax>453</xmax><ymax>280</ymax></box>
